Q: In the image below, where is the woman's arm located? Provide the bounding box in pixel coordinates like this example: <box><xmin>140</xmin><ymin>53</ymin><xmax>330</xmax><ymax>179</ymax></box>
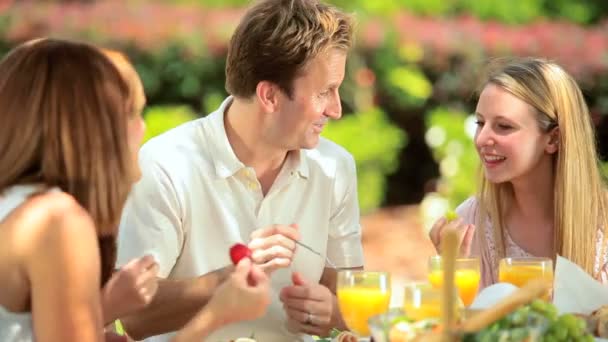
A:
<box><xmin>25</xmin><ymin>194</ymin><xmax>104</xmax><ymax>342</ymax></box>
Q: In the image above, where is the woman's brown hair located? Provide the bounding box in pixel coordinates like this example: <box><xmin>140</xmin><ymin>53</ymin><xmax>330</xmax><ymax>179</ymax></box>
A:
<box><xmin>0</xmin><ymin>38</ymin><xmax>137</xmax><ymax>285</ymax></box>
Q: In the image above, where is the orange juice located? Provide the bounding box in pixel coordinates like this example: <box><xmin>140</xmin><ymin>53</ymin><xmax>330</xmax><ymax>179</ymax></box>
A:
<box><xmin>428</xmin><ymin>269</ymin><xmax>480</xmax><ymax>306</ymax></box>
<box><xmin>337</xmin><ymin>287</ymin><xmax>391</xmax><ymax>336</ymax></box>
<box><xmin>498</xmin><ymin>265</ymin><xmax>553</xmax><ymax>286</ymax></box>
<box><xmin>499</xmin><ymin>258</ymin><xmax>553</xmax><ymax>300</ymax></box>
<box><xmin>403</xmin><ymin>302</ymin><xmax>441</xmax><ymax>320</ymax></box>
<box><xmin>403</xmin><ymin>283</ymin><xmax>461</xmax><ymax>321</ymax></box>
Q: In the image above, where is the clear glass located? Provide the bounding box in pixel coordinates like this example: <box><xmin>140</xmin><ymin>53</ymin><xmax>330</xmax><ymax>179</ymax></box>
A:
<box><xmin>498</xmin><ymin>257</ymin><xmax>553</xmax><ymax>300</ymax></box>
<box><xmin>428</xmin><ymin>256</ymin><xmax>481</xmax><ymax>306</ymax></box>
<box><xmin>337</xmin><ymin>270</ymin><xmax>391</xmax><ymax>336</ymax></box>
<box><xmin>402</xmin><ymin>282</ymin><xmax>463</xmax><ymax>321</ymax></box>
<box><xmin>367</xmin><ymin>308</ymin><xmax>406</xmax><ymax>342</ymax></box>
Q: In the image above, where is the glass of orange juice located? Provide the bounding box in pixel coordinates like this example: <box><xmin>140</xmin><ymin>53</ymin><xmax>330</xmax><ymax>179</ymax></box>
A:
<box><xmin>403</xmin><ymin>282</ymin><xmax>463</xmax><ymax>321</ymax></box>
<box><xmin>403</xmin><ymin>282</ymin><xmax>441</xmax><ymax>320</ymax></box>
<box><xmin>428</xmin><ymin>256</ymin><xmax>481</xmax><ymax>307</ymax></box>
<box><xmin>499</xmin><ymin>257</ymin><xmax>553</xmax><ymax>299</ymax></box>
<box><xmin>337</xmin><ymin>270</ymin><xmax>391</xmax><ymax>336</ymax></box>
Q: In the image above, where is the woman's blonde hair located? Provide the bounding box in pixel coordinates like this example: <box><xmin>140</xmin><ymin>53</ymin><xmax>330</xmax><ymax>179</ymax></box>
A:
<box><xmin>476</xmin><ymin>57</ymin><xmax>608</xmax><ymax>278</ymax></box>
<box><xmin>0</xmin><ymin>39</ymin><xmax>139</xmax><ymax>284</ymax></box>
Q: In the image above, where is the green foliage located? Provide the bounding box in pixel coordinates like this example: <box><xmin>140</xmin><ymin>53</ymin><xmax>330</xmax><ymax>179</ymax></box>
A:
<box><xmin>389</xmin><ymin>66</ymin><xmax>433</xmax><ymax>105</ymax></box>
<box><xmin>396</xmin><ymin>0</ymin><xmax>453</xmax><ymax>17</ymax></box>
<box><xmin>160</xmin><ymin>0</ymin><xmax>249</xmax><ymax>7</ymax></box>
<box><xmin>322</xmin><ymin>108</ymin><xmax>407</xmax><ymax>213</ymax></box>
<box><xmin>130</xmin><ymin>43</ymin><xmax>227</xmax><ymax>111</ymax></box>
<box><xmin>544</xmin><ymin>0</ymin><xmax>603</xmax><ymax>24</ymax></box>
<box><xmin>338</xmin><ymin>0</ymin><xmax>605</xmax><ymax>24</ymax></box>
<box><xmin>424</xmin><ymin>107</ymin><xmax>478</xmax><ymax>208</ymax></box>
<box><xmin>372</xmin><ymin>33</ymin><xmax>432</xmax><ymax>110</ymax></box>
<box><xmin>456</xmin><ymin>0</ymin><xmax>545</xmax><ymax>24</ymax></box>
<box><xmin>602</xmin><ymin>162</ymin><xmax>608</xmax><ymax>180</ymax></box>
<box><xmin>143</xmin><ymin>105</ymin><xmax>199</xmax><ymax>143</ymax></box>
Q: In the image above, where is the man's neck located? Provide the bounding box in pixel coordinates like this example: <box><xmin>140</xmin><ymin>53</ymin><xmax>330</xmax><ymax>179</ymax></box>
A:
<box><xmin>224</xmin><ymin>98</ymin><xmax>289</xmax><ymax>189</ymax></box>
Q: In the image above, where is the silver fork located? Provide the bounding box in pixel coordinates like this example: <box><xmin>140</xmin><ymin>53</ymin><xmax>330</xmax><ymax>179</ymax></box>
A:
<box><xmin>294</xmin><ymin>240</ymin><xmax>337</xmax><ymax>269</ymax></box>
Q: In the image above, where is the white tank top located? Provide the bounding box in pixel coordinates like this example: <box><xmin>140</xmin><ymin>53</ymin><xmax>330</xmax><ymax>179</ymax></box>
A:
<box><xmin>0</xmin><ymin>184</ymin><xmax>42</xmax><ymax>342</ymax></box>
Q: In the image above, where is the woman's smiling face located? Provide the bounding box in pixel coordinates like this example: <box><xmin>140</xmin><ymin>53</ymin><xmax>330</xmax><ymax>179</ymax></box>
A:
<box><xmin>474</xmin><ymin>83</ymin><xmax>556</xmax><ymax>184</ymax></box>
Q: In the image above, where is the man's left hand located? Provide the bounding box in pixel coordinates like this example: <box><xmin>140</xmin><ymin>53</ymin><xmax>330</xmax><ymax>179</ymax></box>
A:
<box><xmin>279</xmin><ymin>272</ymin><xmax>337</xmax><ymax>337</ymax></box>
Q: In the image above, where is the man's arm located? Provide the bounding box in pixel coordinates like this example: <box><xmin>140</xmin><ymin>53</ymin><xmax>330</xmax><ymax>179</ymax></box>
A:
<box><xmin>319</xmin><ymin>266</ymin><xmax>363</xmax><ymax>331</ymax></box>
<box><xmin>121</xmin><ymin>266</ymin><xmax>232</xmax><ymax>340</ymax></box>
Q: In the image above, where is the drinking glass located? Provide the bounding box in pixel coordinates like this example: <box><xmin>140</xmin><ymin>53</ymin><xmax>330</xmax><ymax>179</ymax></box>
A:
<box><xmin>428</xmin><ymin>256</ymin><xmax>481</xmax><ymax>307</ymax></box>
<box><xmin>337</xmin><ymin>270</ymin><xmax>391</xmax><ymax>336</ymax></box>
<box><xmin>499</xmin><ymin>257</ymin><xmax>553</xmax><ymax>300</ymax></box>
<box><xmin>402</xmin><ymin>282</ymin><xmax>463</xmax><ymax>321</ymax></box>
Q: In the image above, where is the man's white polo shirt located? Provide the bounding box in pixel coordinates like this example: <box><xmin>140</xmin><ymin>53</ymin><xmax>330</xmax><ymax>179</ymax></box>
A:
<box><xmin>117</xmin><ymin>97</ymin><xmax>364</xmax><ymax>342</ymax></box>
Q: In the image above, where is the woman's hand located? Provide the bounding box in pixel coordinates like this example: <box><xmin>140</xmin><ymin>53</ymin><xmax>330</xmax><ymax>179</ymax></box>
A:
<box><xmin>429</xmin><ymin>216</ymin><xmax>476</xmax><ymax>257</ymax></box>
<box><xmin>101</xmin><ymin>255</ymin><xmax>159</xmax><ymax>323</ymax></box>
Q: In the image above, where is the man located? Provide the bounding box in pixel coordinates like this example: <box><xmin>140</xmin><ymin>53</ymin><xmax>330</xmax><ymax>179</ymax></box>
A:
<box><xmin>117</xmin><ymin>0</ymin><xmax>364</xmax><ymax>340</ymax></box>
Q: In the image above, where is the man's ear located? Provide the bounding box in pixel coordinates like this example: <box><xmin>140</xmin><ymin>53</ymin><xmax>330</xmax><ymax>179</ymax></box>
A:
<box><xmin>546</xmin><ymin>127</ymin><xmax>560</xmax><ymax>154</ymax></box>
<box><xmin>255</xmin><ymin>81</ymin><xmax>279</xmax><ymax>113</ymax></box>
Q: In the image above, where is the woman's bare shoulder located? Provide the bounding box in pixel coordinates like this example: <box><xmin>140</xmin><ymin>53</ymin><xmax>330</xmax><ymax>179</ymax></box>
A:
<box><xmin>4</xmin><ymin>191</ymin><xmax>97</xmax><ymax>256</ymax></box>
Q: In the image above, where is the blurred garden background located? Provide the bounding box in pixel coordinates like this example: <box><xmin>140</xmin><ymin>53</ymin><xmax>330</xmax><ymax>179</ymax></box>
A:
<box><xmin>3</xmin><ymin>0</ymin><xmax>608</xmax><ymax>296</ymax></box>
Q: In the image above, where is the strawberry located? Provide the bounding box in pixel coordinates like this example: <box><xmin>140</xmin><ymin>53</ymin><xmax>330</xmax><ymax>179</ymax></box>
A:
<box><xmin>229</xmin><ymin>243</ymin><xmax>252</xmax><ymax>265</ymax></box>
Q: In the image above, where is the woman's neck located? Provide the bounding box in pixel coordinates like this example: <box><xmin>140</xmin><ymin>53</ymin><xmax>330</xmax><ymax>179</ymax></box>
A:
<box><xmin>505</xmin><ymin>160</ymin><xmax>555</xmax><ymax>256</ymax></box>
<box><xmin>509</xmin><ymin>159</ymin><xmax>555</xmax><ymax>224</ymax></box>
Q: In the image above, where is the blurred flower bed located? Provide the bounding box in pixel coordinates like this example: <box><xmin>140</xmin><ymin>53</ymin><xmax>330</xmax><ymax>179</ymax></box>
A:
<box><xmin>2</xmin><ymin>1</ymin><xmax>608</xmax><ymax>217</ymax></box>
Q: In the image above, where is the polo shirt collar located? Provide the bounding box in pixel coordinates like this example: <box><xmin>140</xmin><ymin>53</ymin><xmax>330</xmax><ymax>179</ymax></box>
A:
<box><xmin>208</xmin><ymin>96</ymin><xmax>309</xmax><ymax>180</ymax></box>
<box><xmin>208</xmin><ymin>97</ymin><xmax>245</xmax><ymax>178</ymax></box>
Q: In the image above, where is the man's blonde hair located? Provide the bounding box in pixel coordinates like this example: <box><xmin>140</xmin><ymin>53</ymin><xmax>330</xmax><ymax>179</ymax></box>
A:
<box><xmin>225</xmin><ymin>0</ymin><xmax>354</xmax><ymax>98</ymax></box>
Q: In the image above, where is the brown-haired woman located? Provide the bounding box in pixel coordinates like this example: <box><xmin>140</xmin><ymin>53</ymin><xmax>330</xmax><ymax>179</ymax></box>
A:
<box><xmin>0</xmin><ymin>38</ymin><xmax>269</xmax><ymax>342</ymax></box>
<box><xmin>0</xmin><ymin>37</ymin><xmax>148</xmax><ymax>342</ymax></box>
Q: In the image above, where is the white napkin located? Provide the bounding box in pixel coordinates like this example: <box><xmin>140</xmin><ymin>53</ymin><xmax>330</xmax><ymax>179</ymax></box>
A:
<box><xmin>553</xmin><ymin>255</ymin><xmax>608</xmax><ymax>315</ymax></box>
<box><xmin>552</xmin><ymin>256</ymin><xmax>608</xmax><ymax>342</ymax></box>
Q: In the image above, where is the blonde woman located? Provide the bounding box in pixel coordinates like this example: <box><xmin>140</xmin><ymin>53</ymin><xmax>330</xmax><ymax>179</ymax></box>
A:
<box><xmin>429</xmin><ymin>57</ymin><xmax>608</xmax><ymax>288</ymax></box>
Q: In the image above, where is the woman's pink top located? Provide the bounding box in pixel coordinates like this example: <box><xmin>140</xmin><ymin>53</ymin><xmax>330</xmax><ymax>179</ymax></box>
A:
<box><xmin>455</xmin><ymin>197</ymin><xmax>608</xmax><ymax>289</ymax></box>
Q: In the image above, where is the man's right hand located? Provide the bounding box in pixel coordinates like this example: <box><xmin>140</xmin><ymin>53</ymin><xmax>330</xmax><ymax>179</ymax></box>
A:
<box><xmin>248</xmin><ymin>224</ymin><xmax>300</xmax><ymax>273</ymax></box>
<box><xmin>429</xmin><ymin>217</ymin><xmax>476</xmax><ymax>257</ymax></box>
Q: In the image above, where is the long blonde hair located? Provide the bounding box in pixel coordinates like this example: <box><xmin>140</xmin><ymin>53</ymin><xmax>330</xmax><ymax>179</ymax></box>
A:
<box><xmin>0</xmin><ymin>39</ymin><xmax>138</xmax><ymax>284</ymax></box>
<box><xmin>476</xmin><ymin>57</ymin><xmax>608</xmax><ymax>278</ymax></box>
